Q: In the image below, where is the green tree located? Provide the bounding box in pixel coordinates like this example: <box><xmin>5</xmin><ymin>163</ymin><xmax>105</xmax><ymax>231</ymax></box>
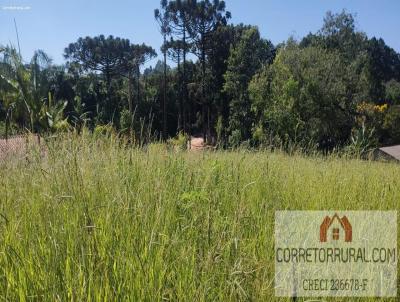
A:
<box><xmin>249</xmin><ymin>43</ymin><xmax>357</xmax><ymax>149</ymax></box>
<box><xmin>301</xmin><ymin>10</ymin><xmax>400</xmax><ymax>104</ymax></box>
<box><xmin>163</xmin><ymin>0</ymin><xmax>195</xmax><ymax>134</ymax></box>
<box><xmin>206</xmin><ymin>24</ymin><xmax>257</xmax><ymax>146</ymax></box>
<box><xmin>155</xmin><ymin>0</ymin><xmax>172</xmax><ymax>139</ymax></box>
<box><xmin>188</xmin><ymin>0</ymin><xmax>230</xmax><ymax>141</ymax></box>
<box><xmin>365</xmin><ymin>38</ymin><xmax>400</xmax><ymax>101</ymax></box>
<box><xmin>383</xmin><ymin>106</ymin><xmax>400</xmax><ymax>144</ymax></box>
<box><xmin>124</xmin><ymin>44</ymin><xmax>157</xmax><ymax>114</ymax></box>
<box><xmin>301</xmin><ymin>10</ymin><xmax>367</xmax><ymax>62</ymax></box>
<box><xmin>64</xmin><ymin>36</ymin><xmax>155</xmax><ymax>125</ymax></box>
<box><xmin>64</xmin><ymin>35</ymin><xmax>131</xmax><ymax>123</ymax></box>
<box><xmin>386</xmin><ymin>80</ymin><xmax>400</xmax><ymax>105</ymax></box>
<box><xmin>223</xmin><ymin>27</ymin><xmax>274</xmax><ymax>146</ymax></box>
<box><xmin>164</xmin><ymin>38</ymin><xmax>186</xmax><ymax>130</ymax></box>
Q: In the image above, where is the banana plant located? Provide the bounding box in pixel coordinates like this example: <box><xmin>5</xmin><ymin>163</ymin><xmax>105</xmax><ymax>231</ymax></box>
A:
<box><xmin>39</xmin><ymin>92</ymin><xmax>69</xmax><ymax>132</ymax></box>
<box><xmin>0</xmin><ymin>46</ymin><xmax>32</xmax><ymax>128</ymax></box>
<box><xmin>0</xmin><ymin>45</ymin><xmax>68</xmax><ymax>133</ymax></box>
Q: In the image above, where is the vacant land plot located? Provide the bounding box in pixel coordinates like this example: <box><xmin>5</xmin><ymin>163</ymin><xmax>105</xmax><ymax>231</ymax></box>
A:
<box><xmin>0</xmin><ymin>133</ymin><xmax>399</xmax><ymax>301</ymax></box>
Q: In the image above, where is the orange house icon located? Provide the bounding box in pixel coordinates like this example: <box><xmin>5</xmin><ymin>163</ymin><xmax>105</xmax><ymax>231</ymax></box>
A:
<box><xmin>320</xmin><ymin>213</ymin><xmax>352</xmax><ymax>242</ymax></box>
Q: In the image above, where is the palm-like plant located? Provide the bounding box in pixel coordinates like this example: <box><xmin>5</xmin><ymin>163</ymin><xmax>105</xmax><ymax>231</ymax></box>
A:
<box><xmin>0</xmin><ymin>45</ymin><xmax>68</xmax><ymax>134</ymax></box>
<box><xmin>0</xmin><ymin>45</ymin><xmax>31</xmax><ymax>129</ymax></box>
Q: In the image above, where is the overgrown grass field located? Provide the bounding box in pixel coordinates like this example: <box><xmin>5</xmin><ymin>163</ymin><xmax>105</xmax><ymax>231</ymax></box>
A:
<box><xmin>0</xmin><ymin>133</ymin><xmax>399</xmax><ymax>301</ymax></box>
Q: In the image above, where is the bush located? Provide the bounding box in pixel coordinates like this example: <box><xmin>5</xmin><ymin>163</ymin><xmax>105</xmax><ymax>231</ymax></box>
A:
<box><xmin>93</xmin><ymin>124</ymin><xmax>115</xmax><ymax>138</ymax></box>
<box><xmin>167</xmin><ymin>132</ymin><xmax>189</xmax><ymax>151</ymax></box>
<box><xmin>385</xmin><ymin>80</ymin><xmax>400</xmax><ymax>105</ymax></box>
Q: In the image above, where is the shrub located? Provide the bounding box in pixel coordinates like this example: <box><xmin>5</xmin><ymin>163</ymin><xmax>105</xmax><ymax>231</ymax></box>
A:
<box><xmin>167</xmin><ymin>132</ymin><xmax>189</xmax><ymax>151</ymax></box>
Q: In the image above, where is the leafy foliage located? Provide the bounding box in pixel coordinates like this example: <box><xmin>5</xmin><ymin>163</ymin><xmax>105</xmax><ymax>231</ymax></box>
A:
<box><xmin>223</xmin><ymin>27</ymin><xmax>274</xmax><ymax>146</ymax></box>
<box><xmin>1</xmin><ymin>6</ymin><xmax>400</xmax><ymax>150</ymax></box>
<box><xmin>0</xmin><ymin>46</ymin><xmax>68</xmax><ymax>133</ymax></box>
<box><xmin>250</xmin><ymin>44</ymin><xmax>357</xmax><ymax>149</ymax></box>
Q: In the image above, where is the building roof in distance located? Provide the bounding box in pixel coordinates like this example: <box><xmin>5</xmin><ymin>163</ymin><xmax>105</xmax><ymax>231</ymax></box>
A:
<box><xmin>379</xmin><ymin>145</ymin><xmax>400</xmax><ymax>161</ymax></box>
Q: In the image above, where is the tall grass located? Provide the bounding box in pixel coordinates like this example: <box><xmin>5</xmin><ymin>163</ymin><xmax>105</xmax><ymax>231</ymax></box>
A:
<box><xmin>0</xmin><ymin>131</ymin><xmax>399</xmax><ymax>301</ymax></box>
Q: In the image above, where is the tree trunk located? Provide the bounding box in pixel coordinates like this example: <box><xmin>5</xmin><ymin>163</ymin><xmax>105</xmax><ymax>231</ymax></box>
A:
<box><xmin>183</xmin><ymin>24</ymin><xmax>188</xmax><ymax>136</ymax></box>
<box><xmin>136</xmin><ymin>65</ymin><xmax>140</xmax><ymax>108</ymax></box>
<box><xmin>128</xmin><ymin>72</ymin><xmax>133</xmax><ymax>115</ymax></box>
<box><xmin>105</xmin><ymin>68</ymin><xmax>112</xmax><ymax>123</ymax></box>
<box><xmin>177</xmin><ymin>53</ymin><xmax>183</xmax><ymax>132</ymax></box>
<box><xmin>163</xmin><ymin>35</ymin><xmax>167</xmax><ymax>140</ymax></box>
<box><xmin>201</xmin><ymin>35</ymin><xmax>207</xmax><ymax>143</ymax></box>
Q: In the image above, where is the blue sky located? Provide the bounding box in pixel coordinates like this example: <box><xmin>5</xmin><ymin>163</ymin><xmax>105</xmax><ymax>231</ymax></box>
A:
<box><xmin>1</xmin><ymin>0</ymin><xmax>399</xmax><ymax>66</ymax></box>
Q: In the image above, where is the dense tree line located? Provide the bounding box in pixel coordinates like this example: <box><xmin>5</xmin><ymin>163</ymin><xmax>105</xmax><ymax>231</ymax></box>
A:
<box><xmin>1</xmin><ymin>3</ymin><xmax>400</xmax><ymax>152</ymax></box>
